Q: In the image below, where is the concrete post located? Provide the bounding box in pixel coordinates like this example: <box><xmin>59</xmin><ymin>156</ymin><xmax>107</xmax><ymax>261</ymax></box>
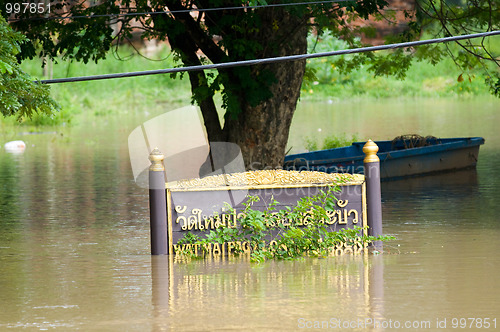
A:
<box><xmin>149</xmin><ymin>148</ymin><xmax>168</xmax><ymax>255</ymax></box>
<box><xmin>363</xmin><ymin>140</ymin><xmax>383</xmax><ymax>249</ymax></box>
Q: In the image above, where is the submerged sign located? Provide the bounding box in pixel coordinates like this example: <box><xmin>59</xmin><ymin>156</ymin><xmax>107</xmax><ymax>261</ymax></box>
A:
<box><xmin>165</xmin><ymin>170</ymin><xmax>366</xmax><ymax>256</ymax></box>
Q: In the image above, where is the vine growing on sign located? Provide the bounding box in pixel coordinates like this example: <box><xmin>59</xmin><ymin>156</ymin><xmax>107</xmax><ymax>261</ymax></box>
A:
<box><xmin>177</xmin><ymin>186</ymin><xmax>394</xmax><ymax>262</ymax></box>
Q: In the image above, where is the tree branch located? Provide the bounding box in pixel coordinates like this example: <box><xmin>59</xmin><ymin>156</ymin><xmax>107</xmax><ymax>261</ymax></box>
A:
<box><xmin>162</xmin><ymin>0</ymin><xmax>227</xmax><ymax>64</ymax></box>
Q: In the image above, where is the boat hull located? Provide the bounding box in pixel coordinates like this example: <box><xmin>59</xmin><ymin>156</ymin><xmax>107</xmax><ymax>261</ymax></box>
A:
<box><xmin>379</xmin><ymin>145</ymin><xmax>480</xmax><ymax>180</ymax></box>
<box><xmin>284</xmin><ymin>137</ymin><xmax>485</xmax><ymax>181</ymax></box>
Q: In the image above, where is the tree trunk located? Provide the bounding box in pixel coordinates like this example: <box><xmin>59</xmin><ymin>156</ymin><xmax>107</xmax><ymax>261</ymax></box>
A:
<box><xmin>223</xmin><ymin>11</ymin><xmax>309</xmax><ymax>169</ymax></box>
<box><xmin>224</xmin><ymin>61</ymin><xmax>306</xmax><ymax>170</ymax></box>
<box><xmin>173</xmin><ymin>7</ymin><xmax>309</xmax><ymax>170</ymax></box>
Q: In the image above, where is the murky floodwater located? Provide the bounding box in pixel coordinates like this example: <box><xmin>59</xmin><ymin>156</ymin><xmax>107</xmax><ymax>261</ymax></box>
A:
<box><xmin>1</xmin><ymin>97</ymin><xmax>499</xmax><ymax>331</ymax></box>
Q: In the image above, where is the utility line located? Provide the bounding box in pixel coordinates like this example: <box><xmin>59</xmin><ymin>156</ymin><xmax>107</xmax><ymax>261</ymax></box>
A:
<box><xmin>39</xmin><ymin>30</ymin><xmax>500</xmax><ymax>85</ymax></box>
<box><xmin>7</xmin><ymin>0</ymin><xmax>352</xmax><ymax>22</ymax></box>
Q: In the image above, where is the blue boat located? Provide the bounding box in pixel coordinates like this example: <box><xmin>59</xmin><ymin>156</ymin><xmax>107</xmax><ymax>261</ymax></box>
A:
<box><xmin>284</xmin><ymin>136</ymin><xmax>485</xmax><ymax>181</ymax></box>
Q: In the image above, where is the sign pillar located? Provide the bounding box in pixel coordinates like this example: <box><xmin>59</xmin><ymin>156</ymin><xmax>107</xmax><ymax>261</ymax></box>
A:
<box><xmin>363</xmin><ymin>140</ymin><xmax>383</xmax><ymax>249</ymax></box>
<box><xmin>149</xmin><ymin>148</ymin><xmax>169</xmax><ymax>255</ymax></box>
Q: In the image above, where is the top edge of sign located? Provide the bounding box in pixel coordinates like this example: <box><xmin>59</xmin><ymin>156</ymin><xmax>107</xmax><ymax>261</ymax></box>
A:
<box><xmin>166</xmin><ymin>170</ymin><xmax>364</xmax><ymax>191</ymax></box>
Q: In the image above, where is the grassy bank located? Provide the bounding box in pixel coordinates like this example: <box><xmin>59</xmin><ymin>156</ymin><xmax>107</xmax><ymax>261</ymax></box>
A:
<box><xmin>6</xmin><ymin>46</ymin><xmax>192</xmax><ymax>128</ymax></box>
<box><xmin>301</xmin><ymin>32</ymin><xmax>497</xmax><ymax>101</ymax></box>
<box><xmin>4</xmin><ymin>43</ymin><xmax>497</xmax><ymax>129</ymax></box>
<box><xmin>302</xmin><ymin>55</ymin><xmax>494</xmax><ymax>101</ymax></box>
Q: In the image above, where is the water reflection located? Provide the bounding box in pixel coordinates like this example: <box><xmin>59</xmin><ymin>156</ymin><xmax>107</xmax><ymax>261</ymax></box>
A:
<box><xmin>150</xmin><ymin>255</ymin><xmax>388</xmax><ymax>331</ymax></box>
<box><xmin>0</xmin><ymin>152</ymin><xmax>22</xmax><ymax>224</ymax></box>
<box><xmin>383</xmin><ymin>168</ymin><xmax>479</xmax><ymax>196</ymax></box>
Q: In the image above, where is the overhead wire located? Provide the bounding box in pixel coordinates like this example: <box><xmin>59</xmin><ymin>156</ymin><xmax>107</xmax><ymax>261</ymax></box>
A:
<box><xmin>38</xmin><ymin>30</ymin><xmax>500</xmax><ymax>84</ymax></box>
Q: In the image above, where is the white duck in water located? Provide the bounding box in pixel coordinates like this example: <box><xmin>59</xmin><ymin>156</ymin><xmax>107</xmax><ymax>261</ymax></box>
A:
<box><xmin>4</xmin><ymin>140</ymin><xmax>26</xmax><ymax>153</ymax></box>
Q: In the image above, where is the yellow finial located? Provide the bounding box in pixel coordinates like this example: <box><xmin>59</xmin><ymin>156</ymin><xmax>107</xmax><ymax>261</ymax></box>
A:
<box><xmin>149</xmin><ymin>147</ymin><xmax>165</xmax><ymax>171</ymax></box>
<box><xmin>363</xmin><ymin>140</ymin><xmax>379</xmax><ymax>163</ymax></box>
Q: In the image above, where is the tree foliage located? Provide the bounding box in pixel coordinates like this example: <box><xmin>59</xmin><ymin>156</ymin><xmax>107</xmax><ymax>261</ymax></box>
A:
<box><xmin>415</xmin><ymin>0</ymin><xmax>500</xmax><ymax>96</ymax></box>
<box><xmin>6</xmin><ymin>1</ymin><xmax>497</xmax><ymax>105</ymax></box>
<box><xmin>2</xmin><ymin>0</ymin><xmax>498</xmax><ymax>163</ymax></box>
<box><xmin>312</xmin><ymin>1</ymin><xmax>499</xmax><ymax>95</ymax></box>
<box><xmin>0</xmin><ymin>14</ymin><xmax>58</xmax><ymax>119</ymax></box>
<box><xmin>4</xmin><ymin>0</ymin><xmax>391</xmax><ymax>117</ymax></box>
<box><xmin>4</xmin><ymin>0</ymin><xmax>393</xmax><ymax>166</ymax></box>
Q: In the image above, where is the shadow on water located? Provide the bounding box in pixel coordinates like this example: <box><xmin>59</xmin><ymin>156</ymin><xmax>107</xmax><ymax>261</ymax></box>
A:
<box><xmin>382</xmin><ymin>168</ymin><xmax>479</xmax><ymax>201</ymax></box>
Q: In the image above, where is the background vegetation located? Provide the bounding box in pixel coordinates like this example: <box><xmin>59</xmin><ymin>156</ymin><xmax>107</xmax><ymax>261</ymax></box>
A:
<box><xmin>0</xmin><ymin>16</ymin><xmax>58</xmax><ymax>120</ymax></box>
<box><xmin>2</xmin><ymin>34</ymin><xmax>497</xmax><ymax>130</ymax></box>
<box><xmin>303</xmin><ymin>132</ymin><xmax>360</xmax><ymax>151</ymax></box>
<box><xmin>302</xmin><ymin>32</ymin><xmax>499</xmax><ymax>100</ymax></box>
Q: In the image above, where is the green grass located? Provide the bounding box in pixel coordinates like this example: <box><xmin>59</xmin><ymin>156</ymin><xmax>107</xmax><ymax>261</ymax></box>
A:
<box><xmin>302</xmin><ymin>55</ymin><xmax>495</xmax><ymax>101</ymax></box>
<box><xmin>301</xmin><ymin>31</ymin><xmax>498</xmax><ymax>101</ymax></box>
<box><xmin>10</xmin><ymin>45</ymin><xmax>192</xmax><ymax>127</ymax></box>
<box><xmin>304</xmin><ymin>133</ymin><xmax>360</xmax><ymax>152</ymax></box>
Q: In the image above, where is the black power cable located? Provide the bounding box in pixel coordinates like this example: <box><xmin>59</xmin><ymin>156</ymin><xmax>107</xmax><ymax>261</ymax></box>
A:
<box><xmin>38</xmin><ymin>30</ymin><xmax>500</xmax><ymax>84</ymax></box>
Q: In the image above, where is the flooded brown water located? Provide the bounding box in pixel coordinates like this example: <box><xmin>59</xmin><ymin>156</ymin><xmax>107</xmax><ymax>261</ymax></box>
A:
<box><xmin>1</xmin><ymin>97</ymin><xmax>499</xmax><ymax>331</ymax></box>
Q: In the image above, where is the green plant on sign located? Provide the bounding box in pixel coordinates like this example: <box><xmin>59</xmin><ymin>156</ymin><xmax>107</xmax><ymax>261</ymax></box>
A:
<box><xmin>178</xmin><ymin>185</ymin><xmax>394</xmax><ymax>262</ymax></box>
